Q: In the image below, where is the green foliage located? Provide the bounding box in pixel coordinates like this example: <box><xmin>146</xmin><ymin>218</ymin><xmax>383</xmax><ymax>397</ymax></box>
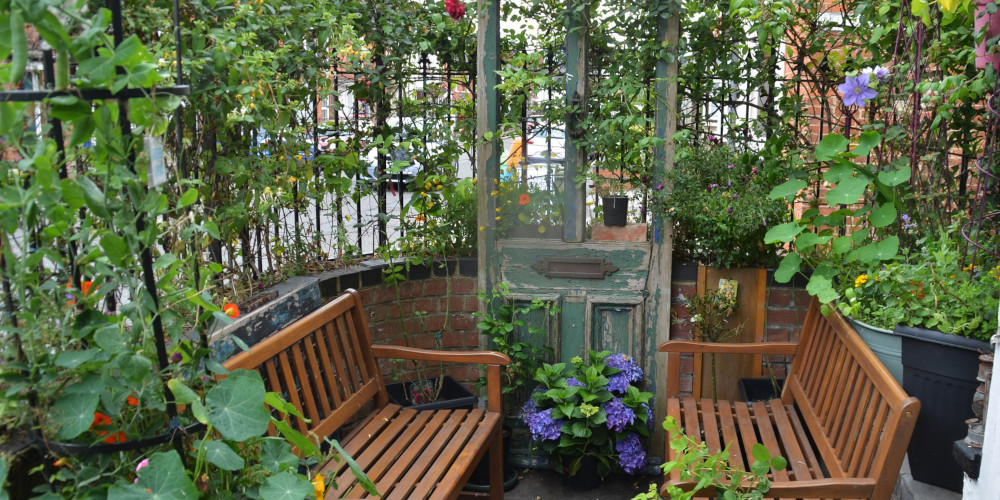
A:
<box><xmin>475</xmin><ymin>282</ymin><xmax>557</xmax><ymax>411</ymax></box>
<box><xmin>655</xmin><ymin>142</ymin><xmax>789</xmax><ymax>268</ymax></box>
<box><xmin>631</xmin><ymin>416</ymin><xmax>787</xmax><ymax>500</ymax></box>
<box><xmin>836</xmin><ymin>228</ymin><xmax>1000</xmax><ymax>340</ymax></box>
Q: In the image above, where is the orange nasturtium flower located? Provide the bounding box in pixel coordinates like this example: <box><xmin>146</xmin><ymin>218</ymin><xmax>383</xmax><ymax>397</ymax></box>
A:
<box><xmin>313</xmin><ymin>473</ymin><xmax>326</xmax><ymax>499</ymax></box>
<box><xmin>518</xmin><ymin>194</ymin><xmax>531</xmax><ymax>205</ymax></box>
<box><xmin>127</xmin><ymin>395</ymin><xmax>139</xmax><ymax>407</ymax></box>
<box><xmin>223</xmin><ymin>303</ymin><xmax>240</xmax><ymax>319</ymax></box>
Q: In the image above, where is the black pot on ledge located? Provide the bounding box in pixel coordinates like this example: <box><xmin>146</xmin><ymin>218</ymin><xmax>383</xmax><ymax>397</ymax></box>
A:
<box><xmin>601</xmin><ymin>196</ymin><xmax>628</xmax><ymax>226</ymax></box>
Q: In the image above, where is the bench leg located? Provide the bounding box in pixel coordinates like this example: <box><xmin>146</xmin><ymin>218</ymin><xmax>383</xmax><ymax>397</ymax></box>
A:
<box><xmin>489</xmin><ymin>425</ymin><xmax>503</xmax><ymax>500</ymax></box>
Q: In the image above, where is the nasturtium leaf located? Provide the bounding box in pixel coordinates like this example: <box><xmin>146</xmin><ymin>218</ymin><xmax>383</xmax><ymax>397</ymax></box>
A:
<box><xmin>878</xmin><ymin>166</ymin><xmax>911</xmax><ymax>186</ymax></box>
<box><xmin>868</xmin><ymin>203</ymin><xmax>897</xmax><ymax>228</ymax></box>
<box><xmin>853</xmin><ymin>131</ymin><xmax>881</xmax><ymax>158</ymax></box>
<box><xmin>260</xmin><ymin>438</ymin><xmax>299</xmax><ymax>475</ymax></box>
<box><xmin>853</xmin><ymin>236</ymin><xmax>900</xmax><ymax>263</ymax></box>
<box><xmin>107</xmin><ymin>451</ymin><xmax>198</xmax><ymax>500</ymax></box>
<box><xmin>117</xmin><ymin>354</ymin><xmax>153</xmax><ymax>385</ymax></box>
<box><xmin>806</xmin><ymin>274</ymin><xmax>839</xmax><ymax>304</ymax></box>
<box><xmin>259</xmin><ymin>472</ymin><xmax>315</xmax><ymax>500</ymax></box>
<box><xmin>825</xmin><ymin>176</ymin><xmax>868</xmax><ymax>205</ymax></box>
<box><xmin>768</xmin><ymin>179</ymin><xmax>806</xmax><ymax>201</ymax></box>
<box><xmin>814</xmin><ymin>133</ymin><xmax>849</xmax><ymax>161</ymax></box>
<box><xmin>794</xmin><ymin>232</ymin><xmax>832</xmax><ymax>251</ymax></box>
<box><xmin>823</xmin><ymin>159</ymin><xmax>853</xmax><ymax>184</ymax></box>
<box><xmin>200</xmin><ymin>440</ymin><xmax>245</xmax><ymax>471</ymax></box>
<box><xmin>52</xmin><ymin>391</ymin><xmax>99</xmax><ymax>440</ymax></box>
<box><xmin>774</xmin><ymin>254</ymin><xmax>801</xmax><ymax>283</ymax></box>
<box><xmin>832</xmin><ymin>236</ymin><xmax>853</xmax><ymax>256</ymax></box>
<box><xmin>206</xmin><ymin>369</ymin><xmax>269</xmax><ymax>441</ymax></box>
<box><xmin>55</xmin><ymin>349</ymin><xmax>99</xmax><ymax>369</ymax></box>
<box><xmin>764</xmin><ymin>222</ymin><xmax>804</xmax><ymax>244</ymax></box>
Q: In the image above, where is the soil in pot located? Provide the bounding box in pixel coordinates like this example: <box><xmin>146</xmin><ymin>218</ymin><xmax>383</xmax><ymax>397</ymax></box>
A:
<box><xmin>738</xmin><ymin>378</ymin><xmax>784</xmax><ymax>402</ymax></box>
<box><xmin>385</xmin><ymin>375</ymin><xmax>478</xmax><ymax>410</ymax></box>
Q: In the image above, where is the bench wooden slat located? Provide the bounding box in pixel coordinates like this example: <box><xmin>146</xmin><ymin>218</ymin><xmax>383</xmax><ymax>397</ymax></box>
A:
<box><xmin>440</xmin><ymin>413</ymin><xmax>502</xmax><ymax>489</ymax></box>
<box><xmin>303</xmin><ymin>331</ymin><xmax>333</xmax><ymax>415</ymax></box>
<box><xmin>324</xmin><ymin>321</ymin><xmax>357</xmax><ymax>397</ymax></box>
<box><xmin>382</xmin><ymin>410</ymin><xmax>468</xmax><ymax>500</ymax></box>
<box><xmin>313</xmin><ymin>327</ymin><xmax>344</xmax><ymax>409</ymax></box>
<box><xmin>785</xmin><ymin>401</ymin><xmax>823</xmax><ymax>480</ymax></box>
<box><xmin>700</xmin><ymin>398</ymin><xmax>721</xmax><ymax>453</ymax></box>
<box><xmin>276</xmin><ymin>350</ymin><xmax>309</xmax><ymax>434</ymax></box>
<box><xmin>681</xmin><ymin>397</ymin><xmax>702</xmax><ymax>445</ymax></box>
<box><xmin>769</xmin><ymin>401</ymin><xmax>812</xmax><ymax>482</ymax></box>
<box><xmin>716</xmin><ymin>400</ymin><xmax>740</xmax><ymax>463</ymax></box>
<box><xmin>408</xmin><ymin>410</ymin><xmax>493</xmax><ymax>499</ymax></box>
<box><xmin>751</xmin><ymin>401</ymin><xmax>790</xmax><ymax>484</ymax></box>
<box><xmin>289</xmin><ymin>341</ymin><xmax>322</xmax><ymax>427</ymax></box>
<box><xmin>732</xmin><ymin>402</ymin><xmax>758</xmax><ymax>472</ymax></box>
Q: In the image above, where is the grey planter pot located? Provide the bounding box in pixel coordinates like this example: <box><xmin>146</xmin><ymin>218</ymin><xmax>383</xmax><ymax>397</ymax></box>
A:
<box><xmin>847</xmin><ymin>317</ymin><xmax>903</xmax><ymax>385</ymax></box>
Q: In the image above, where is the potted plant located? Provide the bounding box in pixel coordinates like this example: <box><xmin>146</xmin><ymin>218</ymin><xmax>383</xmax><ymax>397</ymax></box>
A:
<box><xmin>652</xmin><ymin>139</ymin><xmax>788</xmax><ymax>270</ymax></box>
<box><xmin>577</xmin><ymin>72</ymin><xmax>661</xmax><ymax>227</ymax></box>
<box><xmin>835</xmin><ymin>227</ymin><xmax>999</xmax><ymax>491</ymax></box>
<box><xmin>521</xmin><ymin>351</ymin><xmax>654</xmax><ymax>490</ymax></box>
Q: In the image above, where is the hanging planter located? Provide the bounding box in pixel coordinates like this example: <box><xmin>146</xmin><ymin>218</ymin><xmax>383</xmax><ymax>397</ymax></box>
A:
<box><xmin>601</xmin><ymin>196</ymin><xmax>629</xmax><ymax>226</ymax></box>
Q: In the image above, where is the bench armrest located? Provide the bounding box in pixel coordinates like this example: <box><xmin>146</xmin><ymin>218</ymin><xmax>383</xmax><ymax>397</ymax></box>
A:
<box><xmin>371</xmin><ymin>345</ymin><xmax>511</xmax><ymax>366</ymax></box>
<box><xmin>658</xmin><ymin>339</ymin><xmax>798</xmax><ymax>355</ymax></box>
<box><xmin>370</xmin><ymin>344</ymin><xmax>511</xmax><ymax>413</ymax></box>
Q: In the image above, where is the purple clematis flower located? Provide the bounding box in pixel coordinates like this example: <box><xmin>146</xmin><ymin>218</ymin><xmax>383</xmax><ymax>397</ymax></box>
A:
<box><xmin>839</xmin><ymin>73</ymin><xmax>878</xmax><ymax>107</ymax></box>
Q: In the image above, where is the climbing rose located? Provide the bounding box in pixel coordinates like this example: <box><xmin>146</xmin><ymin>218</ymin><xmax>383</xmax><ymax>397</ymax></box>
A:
<box><xmin>838</xmin><ymin>73</ymin><xmax>878</xmax><ymax>107</ymax></box>
<box><xmin>445</xmin><ymin>0</ymin><xmax>466</xmax><ymax>20</ymax></box>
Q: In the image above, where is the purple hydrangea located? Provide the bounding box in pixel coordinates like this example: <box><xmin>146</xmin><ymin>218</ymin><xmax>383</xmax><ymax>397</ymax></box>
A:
<box><xmin>603</xmin><ymin>398</ymin><xmax>636</xmax><ymax>432</ymax></box>
<box><xmin>521</xmin><ymin>397</ymin><xmax>539</xmax><ymax>421</ymax></box>
<box><xmin>605</xmin><ymin>353</ymin><xmax>643</xmax><ymax>385</ymax></box>
<box><xmin>616</xmin><ymin>433</ymin><xmax>646</xmax><ymax>474</ymax></box>
<box><xmin>566</xmin><ymin>377</ymin><xmax>585</xmax><ymax>387</ymax></box>
<box><xmin>642</xmin><ymin>403</ymin><xmax>654</xmax><ymax>430</ymax></box>
<box><xmin>838</xmin><ymin>73</ymin><xmax>878</xmax><ymax>107</ymax></box>
<box><xmin>607</xmin><ymin>373</ymin><xmax>631</xmax><ymax>393</ymax></box>
<box><xmin>525</xmin><ymin>408</ymin><xmax>563</xmax><ymax>441</ymax></box>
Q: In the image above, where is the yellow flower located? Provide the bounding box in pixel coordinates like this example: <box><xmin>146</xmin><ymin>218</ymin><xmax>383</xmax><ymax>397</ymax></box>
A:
<box><xmin>490</xmin><ymin>190</ymin><xmax>499</xmax><ymax>197</ymax></box>
<box><xmin>425</xmin><ymin>182</ymin><xmax>432</xmax><ymax>190</ymax></box>
<box><xmin>854</xmin><ymin>274</ymin><xmax>868</xmax><ymax>288</ymax></box>
<box><xmin>495</xmin><ymin>207</ymin><xmax>501</xmax><ymax>213</ymax></box>
<box><xmin>312</xmin><ymin>474</ymin><xmax>325</xmax><ymax>499</ymax></box>
<box><xmin>940</xmin><ymin>0</ymin><xmax>959</xmax><ymax>12</ymax></box>
<box><xmin>479</xmin><ymin>226</ymin><xmax>485</xmax><ymax>231</ymax></box>
<box><xmin>495</xmin><ymin>216</ymin><xmax>500</xmax><ymax>221</ymax></box>
<box><xmin>288</xmin><ymin>176</ymin><xmax>297</xmax><ymax>183</ymax></box>
<box><xmin>264</xmin><ymin>187</ymin><xmax>272</xmax><ymax>195</ymax></box>
<box><xmin>964</xmin><ymin>263</ymin><xmax>975</xmax><ymax>272</ymax></box>
<box><xmin>345</xmin><ymin>215</ymin><xmax>351</xmax><ymax>221</ymax></box>
<box><xmin>538</xmin><ymin>226</ymin><xmax>546</xmax><ymax>234</ymax></box>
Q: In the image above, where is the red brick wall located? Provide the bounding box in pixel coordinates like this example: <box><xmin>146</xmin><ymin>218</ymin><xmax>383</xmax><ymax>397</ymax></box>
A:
<box><xmin>357</xmin><ymin>274</ymin><xmax>483</xmax><ymax>389</ymax></box>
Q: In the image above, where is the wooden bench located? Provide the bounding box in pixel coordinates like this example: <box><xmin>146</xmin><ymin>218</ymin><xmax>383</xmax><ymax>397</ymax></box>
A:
<box><xmin>223</xmin><ymin>289</ymin><xmax>511</xmax><ymax>499</ymax></box>
<box><xmin>659</xmin><ymin>298</ymin><xmax>920</xmax><ymax>499</ymax></box>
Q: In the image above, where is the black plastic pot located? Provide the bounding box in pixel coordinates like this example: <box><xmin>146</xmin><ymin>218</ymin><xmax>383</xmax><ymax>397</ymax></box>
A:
<box><xmin>601</xmin><ymin>196</ymin><xmax>628</xmax><ymax>227</ymax></box>
<box><xmin>465</xmin><ymin>425</ymin><xmax>519</xmax><ymax>492</ymax></box>
<box><xmin>561</xmin><ymin>455</ymin><xmax>602</xmax><ymax>491</ymax></box>
<box><xmin>385</xmin><ymin>375</ymin><xmax>478</xmax><ymax>410</ymax></box>
<box><xmin>737</xmin><ymin>378</ymin><xmax>784</xmax><ymax>402</ymax></box>
<box><xmin>896</xmin><ymin>325</ymin><xmax>992</xmax><ymax>492</ymax></box>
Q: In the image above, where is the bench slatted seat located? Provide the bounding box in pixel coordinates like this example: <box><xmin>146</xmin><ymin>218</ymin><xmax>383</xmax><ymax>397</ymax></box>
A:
<box><xmin>223</xmin><ymin>289</ymin><xmax>510</xmax><ymax>499</ymax></box>
<box><xmin>659</xmin><ymin>298</ymin><xmax>920</xmax><ymax>499</ymax></box>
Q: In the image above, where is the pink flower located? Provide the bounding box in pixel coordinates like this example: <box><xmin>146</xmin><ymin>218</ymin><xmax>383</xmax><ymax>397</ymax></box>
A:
<box><xmin>445</xmin><ymin>0</ymin><xmax>466</xmax><ymax>20</ymax></box>
<box><xmin>134</xmin><ymin>458</ymin><xmax>150</xmax><ymax>483</ymax></box>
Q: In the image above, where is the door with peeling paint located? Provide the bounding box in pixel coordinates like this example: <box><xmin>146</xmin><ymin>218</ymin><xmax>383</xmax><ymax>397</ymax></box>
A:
<box><xmin>497</xmin><ymin>239</ymin><xmax>654</xmax><ymax>379</ymax></box>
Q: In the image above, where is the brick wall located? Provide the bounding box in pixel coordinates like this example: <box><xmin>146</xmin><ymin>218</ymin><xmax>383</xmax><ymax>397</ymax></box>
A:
<box><xmin>668</xmin><ymin>262</ymin><xmax>811</xmax><ymax>396</ymax></box>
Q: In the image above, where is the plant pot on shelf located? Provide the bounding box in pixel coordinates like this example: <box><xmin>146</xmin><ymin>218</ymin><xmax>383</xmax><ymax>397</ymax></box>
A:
<box><xmin>464</xmin><ymin>425</ymin><xmax>520</xmax><ymax>492</ymax></box>
<box><xmin>737</xmin><ymin>378</ymin><xmax>784</xmax><ymax>402</ymax></box>
<box><xmin>601</xmin><ymin>196</ymin><xmax>628</xmax><ymax>227</ymax></box>
<box><xmin>385</xmin><ymin>375</ymin><xmax>478</xmax><ymax>410</ymax></box>
<box><xmin>847</xmin><ymin>317</ymin><xmax>903</xmax><ymax>385</ymax></box>
<box><xmin>895</xmin><ymin>325</ymin><xmax>993</xmax><ymax>493</ymax></box>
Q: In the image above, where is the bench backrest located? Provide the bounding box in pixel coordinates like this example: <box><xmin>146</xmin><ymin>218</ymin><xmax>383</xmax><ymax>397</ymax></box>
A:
<box><xmin>223</xmin><ymin>289</ymin><xmax>389</xmax><ymax>442</ymax></box>
<box><xmin>784</xmin><ymin>299</ymin><xmax>920</xmax><ymax>495</ymax></box>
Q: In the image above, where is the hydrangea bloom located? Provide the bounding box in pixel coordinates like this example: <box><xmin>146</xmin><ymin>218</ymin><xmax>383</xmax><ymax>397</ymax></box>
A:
<box><xmin>521</xmin><ymin>397</ymin><xmax>539</xmax><ymax>421</ymax></box>
<box><xmin>607</xmin><ymin>373</ymin><xmax>630</xmax><ymax>393</ymax></box>
<box><xmin>642</xmin><ymin>403</ymin><xmax>654</xmax><ymax>430</ymax></box>
<box><xmin>603</xmin><ymin>398</ymin><xmax>636</xmax><ymax>432</ymax></box>
<box><xmin>838</xmin><ymin>73</ymin><xmax>878</xmax><ymax>107</ymax></box>
<box><xmin>525</xmin><ymin>408</ymin><xmax>563</xmax><ymax>441</ymax></box>
<box><xmin>616</xmin><ymin>433</ymin><xmax>647</xmax><ymax>474</ymax></box>
<box><xmin>566</xmin><ymin>376</ymin><xmax>585</xmax><ymax>387</ymax></box>
<box><xmin>606</xmin><ymin>353</ymin><xmax>643</xmax><ymax>382</ymax></box>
